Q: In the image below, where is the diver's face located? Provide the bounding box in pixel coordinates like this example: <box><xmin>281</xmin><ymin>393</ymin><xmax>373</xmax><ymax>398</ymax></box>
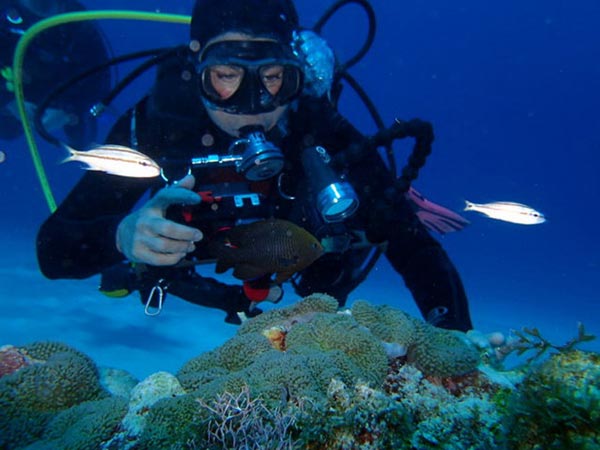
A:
<box><xmin>200</xmin><ymin>32</ymin><xmax>290</xmax><ymax>137</ymax></box>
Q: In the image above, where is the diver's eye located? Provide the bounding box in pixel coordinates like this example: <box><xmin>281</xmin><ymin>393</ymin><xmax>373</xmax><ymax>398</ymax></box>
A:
<box><xmin>260</xmin><ymin>65</ymin><xmax>284</xmax><ymax>95</ymax></box>
<box><xmin>208</xmin><ymin>65</ymin><xmax>244</xmax><ymax>100</ymax></box>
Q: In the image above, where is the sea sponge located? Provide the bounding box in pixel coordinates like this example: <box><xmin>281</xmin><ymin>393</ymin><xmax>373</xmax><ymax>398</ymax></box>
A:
<box><xmin>507</xmin><ymin>350</ymin><xmax>600</xmax><ymax>449</ymax></box>
<box><xmin>351</xmin><ymin>300</ymin><xmax>419</xmax><ymax>350</ymax></box>
<box><xmin>408</xmin><ymin>324</ymin><xmax>480</xmax><ymax>378</ymax></box>
<box><xmin>0</xmin><ymin>342</ymin><xmax>106</xmax><ymax>449</ymax></box>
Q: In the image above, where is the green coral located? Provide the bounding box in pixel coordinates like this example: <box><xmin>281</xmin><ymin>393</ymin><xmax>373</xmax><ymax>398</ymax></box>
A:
<box><xmin>387</xmin><ymin>364</ymin><xmax>505</xmax><ymax>449</ymax></box>
<box><xmin>506</xmin><ymin>350</ymin><xmax>600</xmax><ymax>449</ymax></box>
<box><xmin>285</xmin><ymin>312</ymin><xmax>388</xmax><ymax>386</ymax></box>
<box><xmin>408</xmin><ymin>324</ymin><xmax>480</xmax><ymax>378</ymax></box>
<box><xmin>136</xmin><ymin>394</ymin><xmax>205</xmax><ymax>450</ymax></box>
<box><xmin>295</xmin><ymin>378</ymin><xmax>412</xmax><ymax>449</ymax></box>
<box><xmin>352</xmin><ymin>300</ymin><xmax>480</xmax><ymax>378</ymax></box>
<box><xmin>237</xmin><ymin>292</ymin><xmax>339</xmax><ymax>335</ymax></box>
<box><xmin>214</xmin><ymin>331</ymin><xmax>275</xmax><ymax>372</ymax></box>
<box><xmin>21</xmin><ymin>341</ymin><xmax>80</xmax><ymax>361</ymax></box>
<box><xmin>177</xmin><ymin>296</ymin><xmax>388</xmax><ymax>414</ymax></box>
<box><xmin>352</xmin><ymin>300</ymin><xmax>418</xmax><ymax>349</ymax></box>
<box><xmin>0</xmin><ymin>342</ymin><xmax>106</xmax><ymax>449</ymax></box>
<box><xmin>23</xmin><ymin>397</ymin><xmax>127</xmax><ymax>450</ymax></box>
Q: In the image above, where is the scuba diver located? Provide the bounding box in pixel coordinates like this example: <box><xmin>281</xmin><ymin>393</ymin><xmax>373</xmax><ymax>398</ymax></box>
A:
<box><xmin>0</xmin><ymin>0</ymin><xmax>112</xmax><ymax>146</ymax></box>
<box><xmin>35</xmin><ymin>0</ymin><xmax>473</xmax><ymax>331</ymax></box>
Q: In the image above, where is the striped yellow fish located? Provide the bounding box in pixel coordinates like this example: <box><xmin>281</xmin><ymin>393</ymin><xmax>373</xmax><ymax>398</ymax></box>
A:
<box><xmin>63</xmin><ymin>144</ymin><xmax>160</xmax><ymax>178</ymax></box>
<box><xmin>464</xmin><ymin>200</ymin><xmax>546</xmax><ymax>225</ymax></box>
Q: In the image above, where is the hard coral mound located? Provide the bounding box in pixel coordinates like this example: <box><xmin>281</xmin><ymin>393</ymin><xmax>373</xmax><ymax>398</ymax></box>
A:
<box><xmin>24</xmin><ymin>397</ymin><xmax>128</xmax><ymax>450</ymax></box>
<box><xmin>177</xmin><ymin>294</ymin><xmax>389</xmax><ymax>406</ymax></box>
<box><xmin>352</xmin><ymin>300</ymin><xmax>480</xmax><ymax>378</ymax></box>
<box><xmin>0</xmin><ymin>341</ymin><xmax>106</xmax><ymax>449</ymax></box>
<box><xmin>408</xmin><ymin>324</ymin><xmax>481</xmax><ymax>378</ymax></box>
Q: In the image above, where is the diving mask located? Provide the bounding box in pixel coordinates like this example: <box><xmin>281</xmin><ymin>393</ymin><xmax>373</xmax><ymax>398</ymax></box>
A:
<box><xmin>196</xmin><ymin>40</ymin><xmax>303</xmax><ymax>114</ymax></box>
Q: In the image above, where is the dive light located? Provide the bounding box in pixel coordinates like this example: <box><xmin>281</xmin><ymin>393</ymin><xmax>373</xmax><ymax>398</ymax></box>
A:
<box><xmin>301</xmin><ymin>146</ymin><xmax>359</xmax><ymax>222</ymax></box>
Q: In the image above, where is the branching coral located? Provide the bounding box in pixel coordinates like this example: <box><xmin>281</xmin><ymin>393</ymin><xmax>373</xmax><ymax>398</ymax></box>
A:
<box><xmin>495</xmin><ymin>322</ymin><xmax>596</xmax><ymax>366</ymax></box>
<box><xmin>196</xmin><ymin>384</ymin><xmax>300</xmax><ymax>450</ymax></box>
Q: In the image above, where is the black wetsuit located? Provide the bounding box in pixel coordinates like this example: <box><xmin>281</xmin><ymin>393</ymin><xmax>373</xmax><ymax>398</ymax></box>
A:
<box><xmin>0</xmin><ymin>0</ymin><xmax>112</xmax><ymax>145</ymax></box>
<box><xmin>36</xmin><ymin>53</ymin><xmax>473</xmax><ymax>331</ymax></box>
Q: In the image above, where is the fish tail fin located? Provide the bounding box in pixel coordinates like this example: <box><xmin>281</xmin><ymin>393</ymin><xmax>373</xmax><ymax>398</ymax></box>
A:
<box><xmin>61</xmin><ymin>144</ymin><xmax>79</xmax><ymax>164</ymax></box>
<box><xmin>464</xmin><ymin>200</ymin><xmax>475</xmax><ymax>211</ymax></box>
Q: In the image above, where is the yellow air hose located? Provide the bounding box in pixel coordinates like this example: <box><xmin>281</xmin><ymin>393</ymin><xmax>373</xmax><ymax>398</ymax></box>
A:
<box><xmin>12</xmin><ymin>10</ymin><xmax>191</xmax><ymax>212</ymax></box>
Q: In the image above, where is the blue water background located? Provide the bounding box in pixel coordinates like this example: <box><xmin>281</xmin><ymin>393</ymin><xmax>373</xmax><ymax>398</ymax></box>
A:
<box><xmin>1</xmin><ymin>0</ymin><xmax>598</xmax><ymax>379</ymax></box>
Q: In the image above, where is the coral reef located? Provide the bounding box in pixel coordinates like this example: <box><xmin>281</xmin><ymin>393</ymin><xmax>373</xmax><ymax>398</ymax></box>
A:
<box><xmin>352</xmin><ymin>300</ymin><xmax>480</xmax><ymax>378</ymax></box>
<box><xmin>0</xmin><ymin>342</ymin><xmax>107</xmax><ymax>449</ymax></box>
<box><xmin>408</xmin><ymin>323</ymin><xmax>481</xmax><ymax>378</ymax></box>
<box><xmin>506</xmin><ymin>350</ymin><xmax>600</xmax><ymax>449</ymax></box>
<box><xmin>23</xmin><ymin>397</ymin><xmax>128</xmax><ymax>450</ymax></box>
<box><xmin>1</xmin><ymin>297</ymin><xmax>598</xmax><ymax>449</ymax></box>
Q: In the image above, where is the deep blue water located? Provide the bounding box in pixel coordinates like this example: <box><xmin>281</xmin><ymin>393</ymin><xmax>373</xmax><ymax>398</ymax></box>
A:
<box><xmin>1</xmin><ymin>0</ymin><xmax>599</xmax><ymax>379</ymax></box>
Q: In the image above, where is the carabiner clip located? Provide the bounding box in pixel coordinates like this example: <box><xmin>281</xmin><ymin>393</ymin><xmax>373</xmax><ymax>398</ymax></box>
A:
<box><xmin>144</xmin><ymin>278</ymin><xmax>167</xmax><ymax>316</ymax></box>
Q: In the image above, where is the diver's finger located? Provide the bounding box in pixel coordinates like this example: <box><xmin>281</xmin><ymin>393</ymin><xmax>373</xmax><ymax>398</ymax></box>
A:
<box><xmin>172</xmin><ymin>174</ymin><xmax>196</xmax><ymax>189</ymax></box>
<box><xmin>147</xmin><ymin>178</ymin><xmax>200</xmax><ymax>211</ymax></box>
<box><xmin>142</xmin><ymin>234</ymin><xmax>196</xmax><ymax>255</ymax></box>
<box><xmin>144</xmin><ymin>217</ymin><xmax>203</xmax><ymax>242</ymax></box>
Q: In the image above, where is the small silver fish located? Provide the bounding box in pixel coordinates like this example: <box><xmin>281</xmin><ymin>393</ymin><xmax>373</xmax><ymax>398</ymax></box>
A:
<box><xmin>464</xmin><ymin>200</ymin><xmax>546</xmax><ymax>225</ymax></box>
<box><xmin>63</xmin><ymin>144</ymin><xmax>161</xmax><ymax>178</ymax></box>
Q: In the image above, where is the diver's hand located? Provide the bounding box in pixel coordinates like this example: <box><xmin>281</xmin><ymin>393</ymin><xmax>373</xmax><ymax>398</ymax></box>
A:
<box><xmin>116</xmin><ymin>175</ymin><xmax>203</xmax><ymax>266</ymax></box>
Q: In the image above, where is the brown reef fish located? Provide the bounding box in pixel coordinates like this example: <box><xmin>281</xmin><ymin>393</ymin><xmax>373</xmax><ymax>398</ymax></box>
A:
<box><xmin>209</xmin><ymin>219</ymin><xmax>324</xmax><ymax>283</ymax></box>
